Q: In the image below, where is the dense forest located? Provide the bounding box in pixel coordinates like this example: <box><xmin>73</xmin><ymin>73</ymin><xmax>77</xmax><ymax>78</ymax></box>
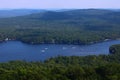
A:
<box><xmin>0</xmin><ymin>9</ymin><xmax>120</xmax><ymax>44</ymax></box>
<box><xmin>0</xmin><ymin>44</ymin><xmax>119</xmax><ymax>80</ymax></box>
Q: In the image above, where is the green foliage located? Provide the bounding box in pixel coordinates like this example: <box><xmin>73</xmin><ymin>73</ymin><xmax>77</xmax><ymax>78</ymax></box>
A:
<box><xmin>0</xmin><ymin>52</ymin><xmax>119</xmax><ymax>80</ymax></box>
<box><xmin>109</xmin><ymin>44</ymin><xmax>120</xmax><ymax>54</ymax></box>
<box><xmin>0</xmin><ymin>9</ymin><xmax>120</xmax><ymax>44</ymax></box>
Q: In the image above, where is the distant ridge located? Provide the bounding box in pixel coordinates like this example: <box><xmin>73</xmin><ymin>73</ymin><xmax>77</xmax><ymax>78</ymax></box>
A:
<box><xmin>0</xmin><ymin>9</ymin><xmax>47</xmax><ymax>18</ymax></box>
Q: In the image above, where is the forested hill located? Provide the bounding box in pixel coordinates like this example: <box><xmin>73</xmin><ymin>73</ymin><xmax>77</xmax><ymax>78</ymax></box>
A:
<box><xmin>0</xmin><ymin>9</ymin><xmax>46</xmax><ymax>18</ymax></box>
<box><xmin>0</xmin><ymin>9</ymin><xmax>120</xmax><ymax>44</ymax></box>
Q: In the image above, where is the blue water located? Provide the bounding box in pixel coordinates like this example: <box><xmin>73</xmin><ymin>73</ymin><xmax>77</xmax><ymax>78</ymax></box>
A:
<box><xmin>0</xmin><ymin>40</ymin><xmax>120</xmax><ymax>62</ymax></box>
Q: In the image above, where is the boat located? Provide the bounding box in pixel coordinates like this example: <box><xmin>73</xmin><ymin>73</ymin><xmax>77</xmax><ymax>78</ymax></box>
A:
<box><xmin>41</xmin><ymin>50</ymin><xmax>45</xmax><ymax>53</ymax></box>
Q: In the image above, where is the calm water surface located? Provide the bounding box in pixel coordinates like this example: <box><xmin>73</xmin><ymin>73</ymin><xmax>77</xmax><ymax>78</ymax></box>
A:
<box><xmin>0</xmin><ymin>40</ymin><xmax>120</xmax><ymax>62</ymax></box>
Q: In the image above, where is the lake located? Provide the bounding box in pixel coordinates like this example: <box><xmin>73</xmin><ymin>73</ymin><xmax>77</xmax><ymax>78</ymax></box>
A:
<box><xmin>0</xmin><ymin>40</ymin><xmax>120</xmax><ymax>62</ymax></box>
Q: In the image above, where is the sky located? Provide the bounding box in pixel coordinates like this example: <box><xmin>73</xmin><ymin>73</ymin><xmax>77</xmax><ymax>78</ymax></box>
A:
<box><xmin>0</xmin><ymin>0</ymin><xmax>120</xmax><ymax>9</ymax></box>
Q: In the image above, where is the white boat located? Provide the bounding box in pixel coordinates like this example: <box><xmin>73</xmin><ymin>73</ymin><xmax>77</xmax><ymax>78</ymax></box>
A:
<box><xmin>72</xmin><ymin>47</ymin><xmax>76</xmax><ymax>49</ymax></box>
<box><xmin>62</xmin><ymin>47</ymin><xmax>67</xmax><ymax>50</ymax></box>
<box><xmin>45</xmin><ymin>48</ymin><xmax>48</xmax><ymax>50</ymax></box>
<box><xmin>41</xmin><ymin>50</ymin><xmax>45</xmax><ymax>52</ymax></box>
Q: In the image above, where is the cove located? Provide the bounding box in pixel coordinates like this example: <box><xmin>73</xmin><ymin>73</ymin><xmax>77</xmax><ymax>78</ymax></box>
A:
<box><xmin>0</xmin><ymin>40</ymin><xmax>120</xmax><ymax>62</ymax></box>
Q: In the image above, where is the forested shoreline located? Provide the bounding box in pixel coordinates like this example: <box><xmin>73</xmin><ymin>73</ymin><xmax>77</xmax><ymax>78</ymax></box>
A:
<box><xmin>0</xmin><ymin>9</ymin><xmax>120</xmax><ymax>44</ymax></box>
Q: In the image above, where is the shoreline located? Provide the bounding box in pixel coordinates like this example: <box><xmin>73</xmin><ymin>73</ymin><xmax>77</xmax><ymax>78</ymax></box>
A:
<box><xmin>0</xmin><ymin>38</ymin><xmax>119</xmax><ymax>46</ymax></box>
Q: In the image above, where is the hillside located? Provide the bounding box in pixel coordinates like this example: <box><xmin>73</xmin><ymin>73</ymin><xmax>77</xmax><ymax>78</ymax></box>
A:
<box><xmin>0</xmin><ymin>9</ymin><xmax>120</xmax><ymax>44</ymax></box>
<box><xmin>0</xmin><ymin>9</ymin><xmax>46</xmax><ymax>18</ymax></box>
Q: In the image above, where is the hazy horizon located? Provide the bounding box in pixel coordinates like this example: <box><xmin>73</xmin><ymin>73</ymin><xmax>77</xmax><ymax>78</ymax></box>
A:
<box><xmin>0</xmin><ymin>7</ymin><xmax>119</xmax><ymax>10</ymax></box>
<box><xmin>0</xmin><ymin>0</ymin><xmax>120</xmax><ymax>9</ymax></box>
